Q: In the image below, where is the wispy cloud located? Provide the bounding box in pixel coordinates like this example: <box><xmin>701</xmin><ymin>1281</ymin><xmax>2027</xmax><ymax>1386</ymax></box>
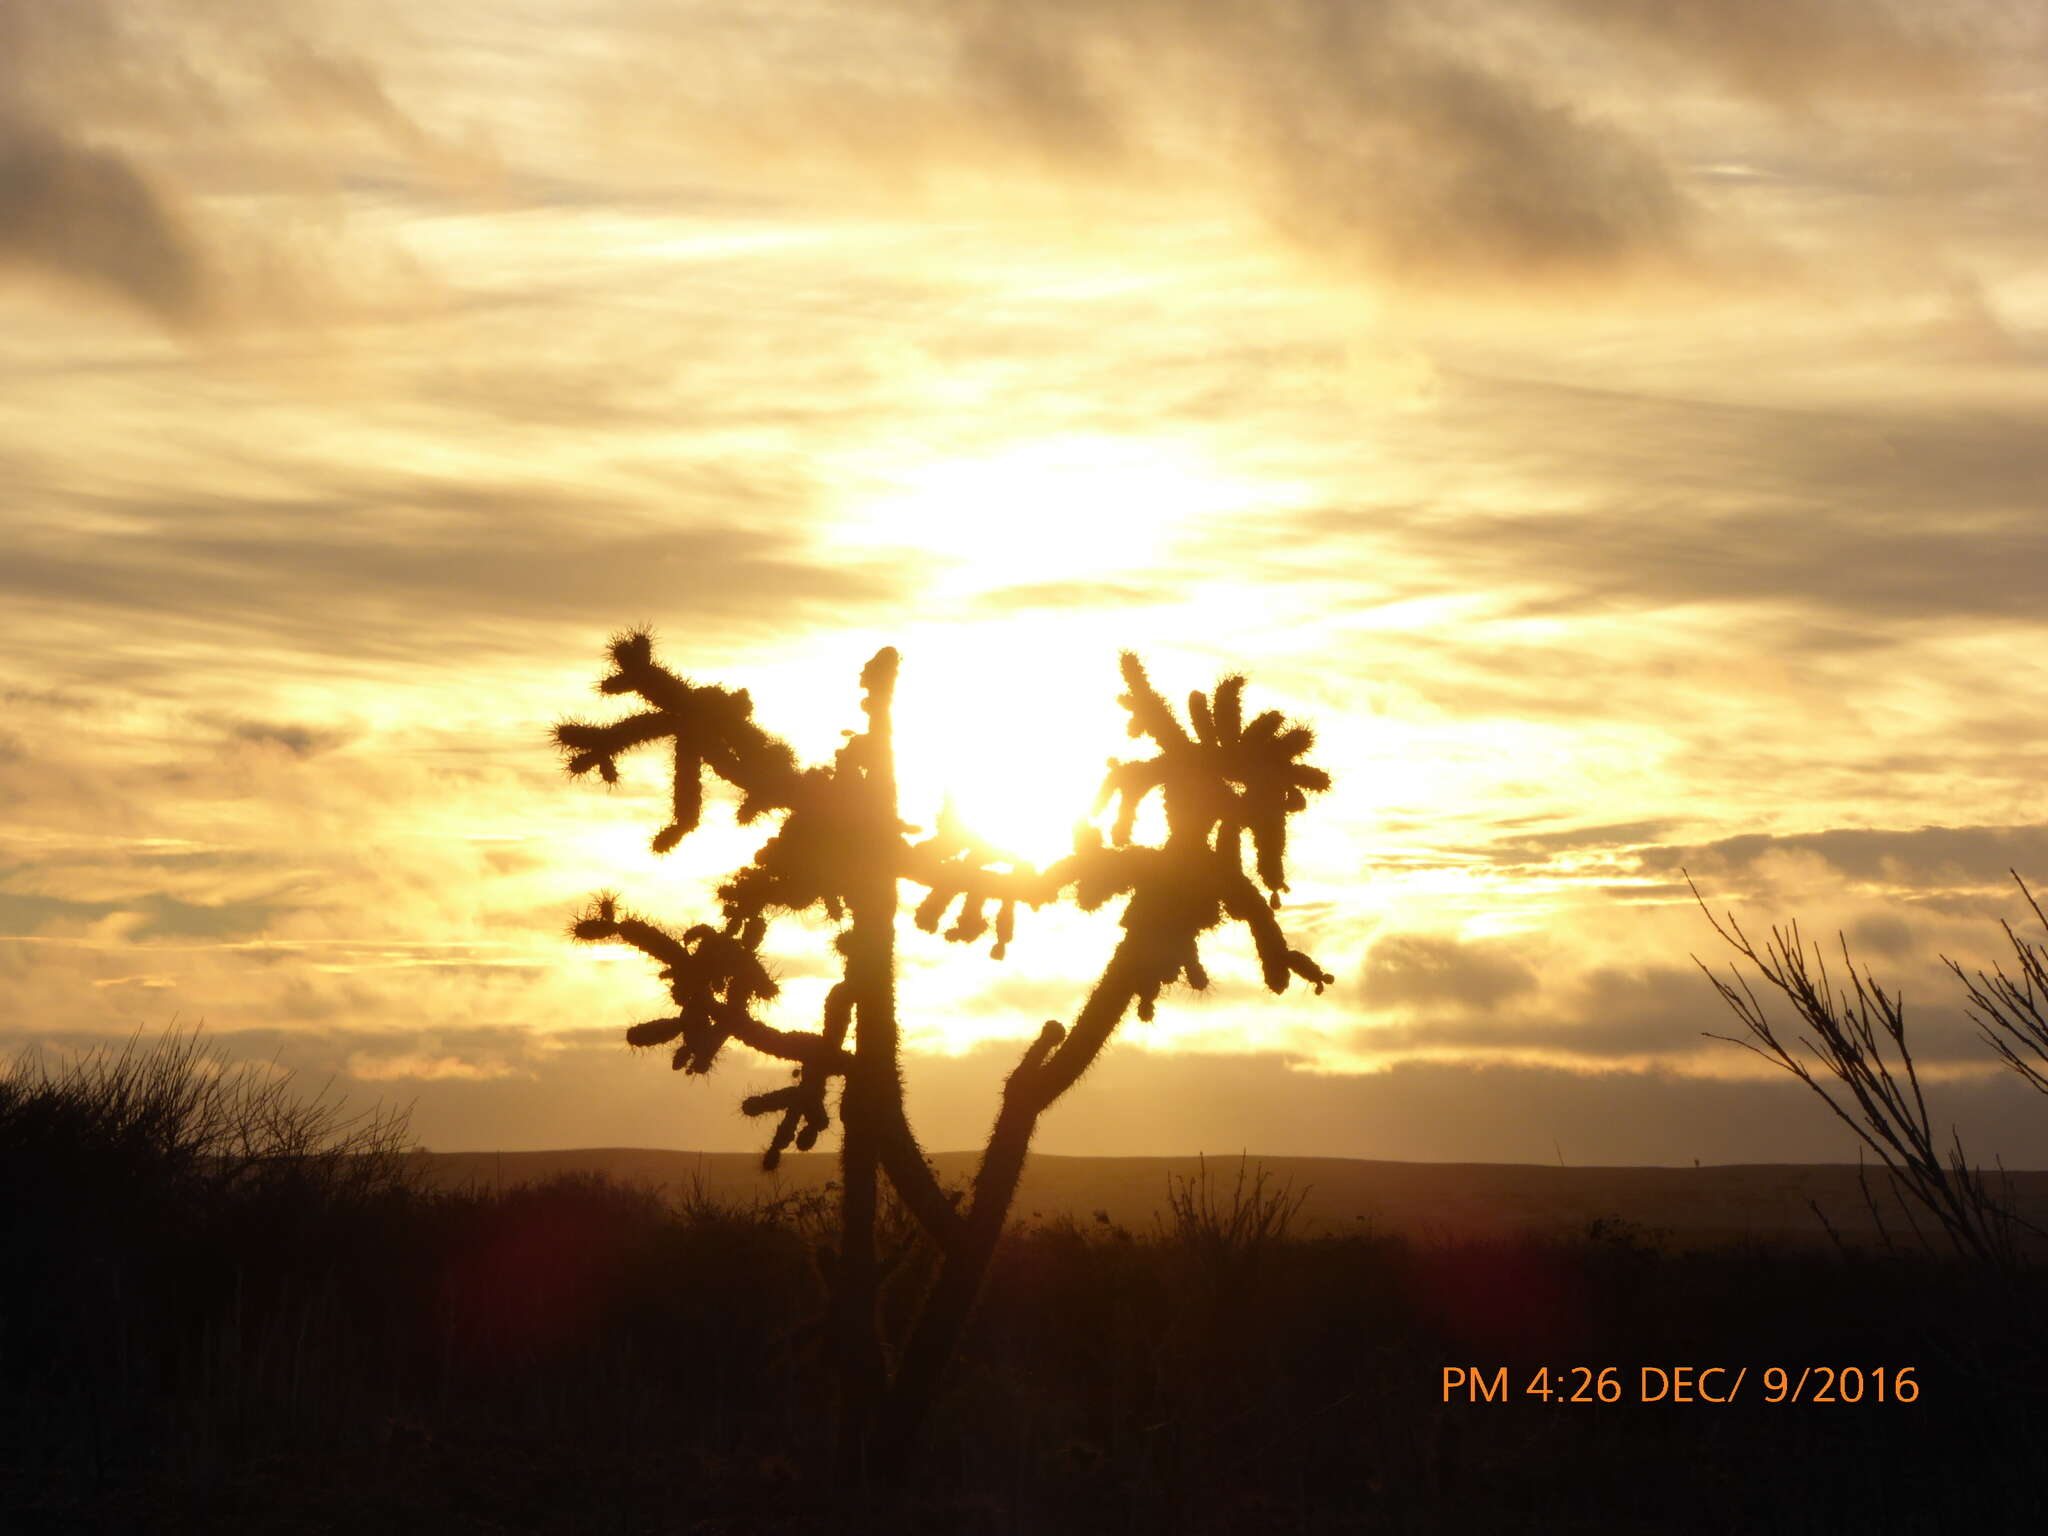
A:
<box><xmin>0</xmin><ymin>112</ymin><xmax>211</xmax><ymax>326</ymax></box>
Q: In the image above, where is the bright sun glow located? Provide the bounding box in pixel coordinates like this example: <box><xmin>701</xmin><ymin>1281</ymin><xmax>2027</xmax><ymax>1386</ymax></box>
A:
<box><xmin>810</xmin><ymin>432</ymin><xmax>1294</xmax><ymax>856</ymax></box>
<box><xmin>833</xmin><ymin>433</ymin><xmax>1267</xmax><ymax>595</ymax></box>
<box><xmin>888</xmin><ymin>620</ymin><xmax>1136</xmax><ymax>864</ymax></box>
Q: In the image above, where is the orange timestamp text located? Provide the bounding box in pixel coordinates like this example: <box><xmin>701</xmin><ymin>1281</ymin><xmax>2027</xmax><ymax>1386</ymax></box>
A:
<box><xmin>1442</xmin><ymin>1365</ymin><xmax>1920</xmax><ymax>1405</ymax></box>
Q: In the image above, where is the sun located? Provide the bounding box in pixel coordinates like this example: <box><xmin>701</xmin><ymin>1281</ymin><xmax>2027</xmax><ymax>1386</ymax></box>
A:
<box><xmin>809</xmin><ymin>431</ymin><xmax>1296</xmax><ymax>857</ymax></box>
<box><xmin>887</xmin><ymin>624</ymin><xmax>1133</xmax><ymax>865</ymax></box>
<box><xmin>712</xmin><ymin>607</ymin><xmax>1185</xmax><ymax>869</ymax></box>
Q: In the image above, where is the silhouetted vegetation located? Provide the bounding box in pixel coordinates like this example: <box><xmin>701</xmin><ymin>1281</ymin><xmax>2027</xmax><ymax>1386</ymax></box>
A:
<box><xmin>552</xmin><ymin>634</ymin><xmax>1335</xmax><ymax>1479</ymax></box>
<box><xmin>1694</xmin><ymin>871</ymin><xmax>2048</xmax><ymax>1267</ymax></box>
<box><xmin>6</xmin><ymin>1030</ymin><xmax>2046</xmax><ymax>1533</ymax></box>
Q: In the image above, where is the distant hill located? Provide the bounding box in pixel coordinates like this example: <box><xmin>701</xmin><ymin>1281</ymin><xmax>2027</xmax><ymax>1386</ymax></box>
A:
<box><xmin>408</xmin><ymin>1147</ymin><xmax>2048</xmax><ymax>1250</ymax></box>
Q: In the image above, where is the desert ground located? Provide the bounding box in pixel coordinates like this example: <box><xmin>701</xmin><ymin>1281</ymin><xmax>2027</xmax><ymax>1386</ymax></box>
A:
<box><xmin>412</xmin><ymin>1146</ymin><xmax>2048</xmax><ymax>1252</ymax></box>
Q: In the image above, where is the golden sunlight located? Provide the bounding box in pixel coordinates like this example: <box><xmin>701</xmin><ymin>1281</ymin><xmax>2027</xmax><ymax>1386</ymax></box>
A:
<box><xmin>888</xmin><ymin>622</ymin><xmax>1133</xmax><ymax>865</ymax></box>
<box><xmin>833</xmin><ymin>433</ymin><xmax>1264</xmax><ymax>595</ymax></box>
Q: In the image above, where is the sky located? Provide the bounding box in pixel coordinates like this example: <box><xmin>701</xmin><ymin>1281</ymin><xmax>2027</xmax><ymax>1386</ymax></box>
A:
<box><xmin>6</xmin><ymin>0</ymin><xmax>2048</xmax><ymax>1166</ymax></box>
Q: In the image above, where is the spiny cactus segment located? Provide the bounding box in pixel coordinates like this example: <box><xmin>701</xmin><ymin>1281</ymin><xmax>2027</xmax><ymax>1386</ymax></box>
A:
<box><xmin>1088</xmin><ymin>653</ymin><xmax>1335</xmax><ymax>1021</ymax></box>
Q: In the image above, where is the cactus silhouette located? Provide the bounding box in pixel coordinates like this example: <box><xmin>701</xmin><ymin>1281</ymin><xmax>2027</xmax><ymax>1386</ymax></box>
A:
<box><xmin>553</xmin><ymin>631</ymin><xmax>1334</xmax><ymax>1482</ymax></box>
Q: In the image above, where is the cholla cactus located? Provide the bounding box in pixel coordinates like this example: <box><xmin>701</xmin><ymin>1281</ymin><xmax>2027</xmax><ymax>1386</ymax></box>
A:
<box><xmin>553</xmin><ymin>630</ymin><xmax>1333</xmax><ymax>1481</ymax></box>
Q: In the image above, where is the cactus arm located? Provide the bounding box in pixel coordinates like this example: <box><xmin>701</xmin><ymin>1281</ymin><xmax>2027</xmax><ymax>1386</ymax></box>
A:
<box><xmin>721</xmin><ymin>1017</ymin><xmax>853</xmax><ymax>1074</ymax></box>
<box><xmin>872</xmin><ymin>1102</ymin><xmax>966</xmax><ymax>1250</ymax></box>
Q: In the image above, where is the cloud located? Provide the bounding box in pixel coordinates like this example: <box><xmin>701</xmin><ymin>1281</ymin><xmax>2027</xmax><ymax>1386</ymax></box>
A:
<box><xmin>0</xmin><ymin>0</ymin><xmax>491</xmax><ymax>331</ymax></box>
<box><xmin>1352</xmin><ymin>946</ymin><xmax>1808</xmax><ymax>1063</ymax></box>
<box><xmin>212</xmin><ymin>718</ymin><xmax>358</xmax><ymax>759</ymax></box>
<box><xmin>589</xmin><ymin>0</ymin><xmax>1700</xmax><ymax>289</ymax></box>
<box><xmin>0</xmin><ymin>487</ymin><xmax>914</xmax><ymax>663</ymax></box>
<box><xmin>1536</xmin><ymin>0</ymin><xmax>2005</xmax><ymax>105</ymax></box>
<box><xmin>347</xmin><ymin>1049</ymin><xmax>525</xmax><ymax>1082</ymax></box>
<box><xmin>1575</xmin><ymin>961</ymin><xmax>1748</xmax><ymax>1047</ymax></box>
<box><xmin>947</xmin><ymin>3</ymin><xmax>1129</xmax><ymax>165</ymax></box>
<box><xmin>1351</xmin><ymin>1011</ymin><xmax>1710</xmax><ymax>1062</ymax></box>
<box><xmin>1847</xmin><ymin>910</ymin><xmax>1914</xmax><ymax>958</ymax></box>
<box><xmin>261</xmin><ymin>38</ymin><xmax>436</xmax><ymax>159</ymax></box>
<box><xmin>993</xmin><ymin>0</ymin><xmax>1691</xmax><ymax>281</ymax></box>
<box><xmin>1249</xmin><ymin>46</ymin><xmax>1689</xmax><ymax>286</ymax></box>
<box><xmin>1639</xmin><ymin>824</ymin><xmax>2048</xmax><ymax>891</ymax></box>
<box><xmin>1460</xmin><ymin>819</ymin><xmax>1678</xmax><ymax>869</ymax></box>
<box><xmin>0</xmin><ymin>890</ymin><xmax>123</xmax><ymax>935</ymax></box>
<box><xmin>1283</xmin><ymin>380</ymin><xmax>2048</xmax><ymax>643</ymax></box>
<box><xmin>1361</xmin><ymin>932</ymin><xmax>1539</xmax><ymax>1012</ymax></box>
<box><xmin>0</xmin><ymin>888</ymin><xmax>285</xmax><ymax>942</ymax></box>
<box><xmin>0</xmin><ymin>113</ymin><xmax>209</xmax><ymax>325</ymax></box>
<box><xmin>585</xmin><ymin>0</ymin><xmax>2044</xmax><ymax>300</ymax></box>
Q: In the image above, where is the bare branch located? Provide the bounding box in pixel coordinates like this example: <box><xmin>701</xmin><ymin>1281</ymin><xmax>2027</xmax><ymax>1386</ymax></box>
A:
<box><xmin>1688</xmin><ymin>868</ymin><xmax>2022</xmax><ymax>1267</ymax></box>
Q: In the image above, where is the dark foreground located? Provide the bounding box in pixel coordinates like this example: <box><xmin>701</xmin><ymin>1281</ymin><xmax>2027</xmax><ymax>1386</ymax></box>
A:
<box><xmin>8</xmin><ymin>1174</ymin><xmax>2046</xmax><ymax>1532</ymax></box>
<box><xmin>5</xmin><ymin>1053</ymin><xmax>2045</xmax><ymax>1532</ymax></box>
